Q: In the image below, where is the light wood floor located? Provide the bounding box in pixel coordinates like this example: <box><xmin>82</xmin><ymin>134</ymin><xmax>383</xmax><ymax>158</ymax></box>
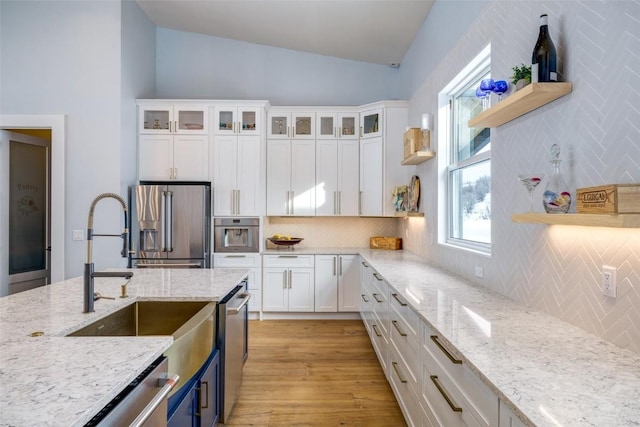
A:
<box><xmin>223</xmin><ymin>319</ymin><xmax>407</xmax><ymax>427</ymax></box>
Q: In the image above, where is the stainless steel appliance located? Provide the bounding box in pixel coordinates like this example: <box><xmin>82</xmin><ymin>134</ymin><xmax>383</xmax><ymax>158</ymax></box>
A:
<box><xmin>217</xmin><ymin>280</ymin><xmax>251</xmax><ymax>423</ymax></box>
<box><xmin>85</xmin><ymin>356</ymin><xmax>179</xmax><ymax>427</ymax></box>
<box><xmin>214</xmin><ymin>217</ymin><xmax>259</xmax><ymax>253</ymax></box>
<box><xmin>128</xmin><ymin>183</ymin><xmax>211</xmax><ymax>268</ymax></box>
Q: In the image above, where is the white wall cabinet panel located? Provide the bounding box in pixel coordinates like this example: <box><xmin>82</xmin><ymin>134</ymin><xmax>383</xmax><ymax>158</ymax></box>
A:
<box><xmin>337</xmin><ymin>255</ymin><xmax>359</xmax><ymax>311</ymax></box>
<box><xmin>316</xmin><ymin>112</ymin><xmax>359</xmax><ymax>140</ymax></box>
<box><xmin>360</xmin><ymin>108</ymin><xmax>382</xmax><ymax>139</ymax></box>
<box><xmin>266</xmin><ymin>139</ymin><xmax>315</xmax><ymax>216</ymax></box>
<box><xmin>139</xmin><ymin>134</ymin><xmax>208</xmax><ymax>181</ymax></box>
<box><xmin>360</xmin><ymin>137</ymin><xmax>383</xmax><ymax>216</ymax></box>
<box><xmin>214</xmin><ymin>135</ymin><xmax>261</xmax><ymax>216</ymax></box>
<box><xmin>214</xmin><ymin>106</ymin><xmax>261</xmax><ymax>136</ymax></box>
<box><xmin>139</xmin><ymin>104</ymin><xmax>208</xmax><ymax>135</ymax></box>
<box><xmin>316</xmin><ymin>140</ymin><xmax>359</xmax><ymax>216</ymax></box>
<box><xmin>268</xmin><ymin>111</ymin><xmax>315</xmax><ymax>139</ymax></box>
<box><xmin>315</xmin><ymin>255</ymin><xmax>338</xmax><ymax>312</ymax></box>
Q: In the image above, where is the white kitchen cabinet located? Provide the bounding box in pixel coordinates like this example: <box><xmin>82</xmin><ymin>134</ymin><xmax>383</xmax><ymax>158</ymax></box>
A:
<box><xmin>214</xmin><ymin>106</ymin><xmax>261</xmax><ymax>136</ymax></box>
<box><xmin>213</xmin><ymin>253</ymin><xmax>262</xmax><ymax>312</ymax></box>
<box><xmin>263</xmin><ymin>255</ymin><xmax>314</xmax><ymax>312</ymax></box>
<box><xmin>138</xmin><ymin>134</ymin><xmax>208</xmax><ymax>181</ymax></box>
<box><xmin>314</xmin><ymin>254</ymin><xmax>359</xmax><ymax>312</ymax></box>
<box><xmin>266</xmin><ymin>139</ymin><xmax>315</xmax><ymax>216</ymax></box>
<box><xmin>316</xmin><ymin>112</ymin><xmax>359</xmax><ymax>140</ymax></box>
<box><xmin>267</xmin><ymin>111</ymin><xmax>315</xmax><ymax>139</ymax></box>
<box><xmin>315</xmin><ymin>139</ymin><xmax>359</xmax><ymax>216</ymax></box>
<box><xmin>499</xmin><ymin>401</ymin><xmax>527</xmax><ymax>427</ymax></box>
<box><xmin>214</xmin><ymin>135</ymin><xmax>262</xmax><ymax>216</ymax></box>
<box><xmin>358</xmin><ymin>102</ymin><xmax>409</xmax><ymax>216</ymax></box>
<box><xmin>139</xmin><ymin>103</ymin><xmax>208</xmax><ymax>135</ymax></box>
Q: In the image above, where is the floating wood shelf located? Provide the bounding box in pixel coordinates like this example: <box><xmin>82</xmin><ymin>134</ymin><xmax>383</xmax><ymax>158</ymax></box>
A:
<box><xmin>394</xmin><ymin>211</ymin><xmax>425</xmax><ymax>218</ymax></box>
<box><xmin>401</xmin><ymin>151</ymin><xmax>436</xmax><ymax>165</ymax></box>
<box><xmin>511</xmin><ymin>213</ymin><xmax>640</xmax><ymax>228</ymax></box>
<box><xmin>468</xmin><ymin>82</ymin><xmax>572</xmax><ymax>128</ymax></box>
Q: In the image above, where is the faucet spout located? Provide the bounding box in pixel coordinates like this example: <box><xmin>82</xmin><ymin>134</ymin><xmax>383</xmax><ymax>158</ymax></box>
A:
<box><xmin>83</xmin><ymin>193</ymin><xmax>133</xmax><ymax>313</ymax></box>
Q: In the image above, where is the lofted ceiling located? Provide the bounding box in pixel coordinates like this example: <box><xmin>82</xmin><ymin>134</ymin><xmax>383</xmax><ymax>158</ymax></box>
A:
<box><xmin>136</xmin><ymin>0</ymin><xmax>435</xmax><ymax>65</ymax></box>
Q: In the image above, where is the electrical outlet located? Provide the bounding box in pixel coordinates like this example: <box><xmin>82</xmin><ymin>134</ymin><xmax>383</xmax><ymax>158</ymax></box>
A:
<box><xmin>72</xmin><ymin>230</ymin><xmax>84</xmax><ymax>241</ymax></box>
<box><xmin>601</xmin><ymin>265</ymin><xmax>617</xmax><ymax>298</ymax></box>
<box><xmin>475</xmin><ymin>266</ymin><xmax>483</xmax><ymax>278</ymax></box>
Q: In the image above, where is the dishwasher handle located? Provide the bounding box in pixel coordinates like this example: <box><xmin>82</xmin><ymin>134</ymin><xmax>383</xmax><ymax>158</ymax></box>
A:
<box><xmin>227</xmin><ymin>292</ymin><xmax>252</xmax><ymax>315</ymax></box>
<box><xmin>129</xmin><ymin>374</ymin><xmax>180</xmax><ymax>427</ymax></box>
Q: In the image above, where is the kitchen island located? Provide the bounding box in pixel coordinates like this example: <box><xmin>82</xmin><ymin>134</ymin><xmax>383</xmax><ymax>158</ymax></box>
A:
<box><xmin>0</xmin><ymin>268</ymin><xmax>249</xmax><ymax>427</ymax></box>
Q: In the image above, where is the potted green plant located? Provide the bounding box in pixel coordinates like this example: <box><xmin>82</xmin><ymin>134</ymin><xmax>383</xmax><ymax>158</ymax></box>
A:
<box><xmin>511</xmin><ymin>64</ymin><xmax>531</xmax><ymax>91</ymax></box>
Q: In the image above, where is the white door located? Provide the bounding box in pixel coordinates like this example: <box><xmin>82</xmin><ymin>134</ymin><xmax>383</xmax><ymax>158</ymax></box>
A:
<box><xmin>292</xmin><ymin>112</ymin><xmax>315</xmax><ymax>139</ymax></box>
<box><xmin>337</xmin><ymin>140</ymin><xmax>359</xmax><ymax>216</ymax></box>
<box><xmin>338</xmin><ymin>113</ymin><xmax>359</xmax><ymax>139</ymax></box>
<box><xmin>360</xmin><ymin>108</ymin><xmax>383</xmax><ymax>139</ymax></box>
<box><xmin>267</xmin><ymin>112</ymin><xmax>290</xmax><ymax>138</ymax></box>
<box><xmin>172</xmin><ymin>135</ymin><xmax>208</xmax><ymax>181</ymax></box>
<box><xmin>338</xmin><ymin>255</ymin><xmax>359</xmax><ymax>311</ymax></box>
<box><xmin>213</xmin><ymin>135</ymin><xmax>238</xmax><ymax>216</ymax></box>
<box><xmin>316</xmin><ymin>113</ymin><xmax>337</xmax><ymax>139</ymax></box>
<box><xmin>266</xmin><ymin>139</ymin><xmax>291</xmax><ymax>216</ymax></box>
<box><xmin>288</xmin><ymin>268</ymin><xmax>315</xmax><ymax>312</ymax></box>
<box><xmin>0</xmin><ymin>131</ymin><xmax>51</xmax><ymax>295</ymax></box>
<box><xmin>359</xmin><ymin>137</ymin><xmax>383</xmax><ymax>216</ymax></box>
<box><xmin>314</xmin><ymin>255</ymin><xmax>338</xmax><ymax>312</ymax></box>
<box><xmin>290</xmin><ymin>140</ymin><xmax>315</xmax><ymax>215</ymax></box>
<box><xmin>236</xmin><ymin>135</ymin><xmax>261</xmax><ymax>216</ymax></box>
<box><xmin>315</xmin><ymin>140</ymin><xmax>338</xmax><ymax>216</ymax></box>
<box><xmin>262</xmin><ymin>267</ymin><xmax>288</xmax><ymax>311</ymax></box>
<box><xmin>138</xmin><ymin>134</ymin><xmax>173</xmax><ymax>181</ymax></box>
<box><xmin>237</xmin><ymin>107</ymin><xmax>261</xmax><ymax>136</ymax></box>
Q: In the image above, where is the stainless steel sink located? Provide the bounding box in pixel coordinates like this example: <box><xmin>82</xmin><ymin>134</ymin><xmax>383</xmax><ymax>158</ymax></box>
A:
<box><xmin>68</xmin><ymin>301</ymin><xmax>216</xmax><ymax>395</ymax></box>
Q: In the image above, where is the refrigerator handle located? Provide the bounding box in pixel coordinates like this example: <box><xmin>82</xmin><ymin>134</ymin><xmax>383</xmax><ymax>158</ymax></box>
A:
<box><xmin>166</xmin><ymin>191</ymin><xmax>174</xmax><ymax>252</ymax></box>
<box><xmin>161</xmin><ymin>191</ymin><xmax>167</xmax><ymax>252</ymax></box>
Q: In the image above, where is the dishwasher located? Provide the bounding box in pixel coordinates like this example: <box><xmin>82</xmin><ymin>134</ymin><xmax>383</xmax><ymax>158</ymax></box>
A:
<box><xmin>217</xmin><ymin>279</ymin><xmax>251</xmax><ymax>423</ymax></box>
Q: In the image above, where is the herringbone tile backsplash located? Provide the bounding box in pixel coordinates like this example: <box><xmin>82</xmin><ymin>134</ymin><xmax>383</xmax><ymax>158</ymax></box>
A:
<box><xmin>403</xmin><ymin>0</ymin><xmax>640</xmax><ymax>353</ymax></box>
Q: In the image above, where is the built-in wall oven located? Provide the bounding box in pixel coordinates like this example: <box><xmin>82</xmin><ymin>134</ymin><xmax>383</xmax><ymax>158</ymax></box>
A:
<box><xmin>214</xmin><ymin>218</ymin><xmax>259</xmax><ymax>253</ymax></box>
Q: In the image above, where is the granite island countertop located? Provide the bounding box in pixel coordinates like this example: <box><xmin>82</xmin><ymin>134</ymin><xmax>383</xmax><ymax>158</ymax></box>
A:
<box><xmin>266</xmin><ymin>247</ymin><xmax>640</xmax><ymax>426</ymax></box>
<box><xmin>0</xmin><ymin>267</ymin><xmax>249</xmax><ymax>427</ymax></box>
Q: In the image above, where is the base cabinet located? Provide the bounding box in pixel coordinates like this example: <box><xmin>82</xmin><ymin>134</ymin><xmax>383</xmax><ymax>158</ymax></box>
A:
<box><xmin>263</xmin><ymin>255</ymin><xmax>314</xmax><ymax>312</ymax></box>
<box><xmin>168</xmin><ymin>349</ymin><xmax>220</xmax><ymax>427</ymax></box>
<box><xmin>213</xmin><ymin>254</ymin><xmax>262</xmax><ymax>312</ymax></box>
<box><xmin>314</xmin><ymin>254</ymin><xmax>359</xmax><ymax>312</ymax></box>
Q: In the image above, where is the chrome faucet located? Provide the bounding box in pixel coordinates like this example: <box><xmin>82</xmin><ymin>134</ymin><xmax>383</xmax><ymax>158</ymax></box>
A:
<box><xmin>83</xmin><ymin>193</ymin><xmax>133</xmax><ymax>313</ymax></box>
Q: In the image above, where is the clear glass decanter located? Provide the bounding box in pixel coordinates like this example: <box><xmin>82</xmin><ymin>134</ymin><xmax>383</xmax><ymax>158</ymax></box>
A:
<box><xmin>543</xmin><ymin>144</ymin><xmax>571</xmax><ymax>213</ymax></box>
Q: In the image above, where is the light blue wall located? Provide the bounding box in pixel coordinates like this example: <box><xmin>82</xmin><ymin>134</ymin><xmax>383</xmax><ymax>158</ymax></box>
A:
<box><xmin>155</xmin><ymin>28</ymin><xmax>400</xmax><ymax>106</ymax></box>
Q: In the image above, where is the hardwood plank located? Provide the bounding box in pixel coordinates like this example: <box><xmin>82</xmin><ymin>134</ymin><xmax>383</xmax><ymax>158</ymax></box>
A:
<box><xmin>222</xmin><ymin>319</ymin><xmax>407</xmax><ymax>426</ymax></box>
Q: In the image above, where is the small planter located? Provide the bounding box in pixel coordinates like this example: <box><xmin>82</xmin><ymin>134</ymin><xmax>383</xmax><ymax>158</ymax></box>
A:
<box><xmin>515</xmin><ymin>79</ymin><xmax>530</xmax><ymax>91</ymax></box>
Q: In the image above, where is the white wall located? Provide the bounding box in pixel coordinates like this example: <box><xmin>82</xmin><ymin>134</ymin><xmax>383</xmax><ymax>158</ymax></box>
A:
<box><xmin>155</xmin><ymin>28</ymin><xmax>400</xmax><ymax>106</ymax></box>
<box><xmin>0</xmin><ymin>0</ymin><xmax>139</xmax><ymax>278</ymax></box>
<box><xmin>401</xmin><ymin>0</ymin><xmax>640</xmax><ymax>353</ymax></box>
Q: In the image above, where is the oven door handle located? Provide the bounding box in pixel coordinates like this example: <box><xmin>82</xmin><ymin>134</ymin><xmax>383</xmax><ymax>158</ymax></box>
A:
<box><xmin>130</xmin><ymin>373</ymin><xmax>180</xmax><ymax>427</ymax></box>
<box><xmin>227</xmin><ymin>292</ymin><xmax>252</xmax><ymax>315</ymax></box>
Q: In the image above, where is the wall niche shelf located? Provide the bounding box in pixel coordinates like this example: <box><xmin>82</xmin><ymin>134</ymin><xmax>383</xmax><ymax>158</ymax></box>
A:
<box><xmin>468</xmin><ymin>82</ymin><xmax>572</xmax><ymax>128</ymax></box>
<box><xmin>512</xmin><ymin>213</ymin><xmax>640</xmax><ymax>228</ymax></box>
<box><xmin>401</xmin><ymin>151</ymin><xmax>436</xmax><ymax>165</ymax></box>
<box><xmin>395</xmin><ymin>211</ymin><xmax>425</xmax><ymax>218</ymax></box>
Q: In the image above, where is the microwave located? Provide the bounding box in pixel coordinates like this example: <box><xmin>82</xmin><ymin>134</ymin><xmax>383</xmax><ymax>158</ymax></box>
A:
<box><xmin>214</xmin><ymin>218</ymin><xmax>259</xmax><ymax>253</ymax></box>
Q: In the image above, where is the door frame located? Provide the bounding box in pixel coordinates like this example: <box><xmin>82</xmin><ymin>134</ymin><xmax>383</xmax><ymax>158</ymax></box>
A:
<box><xmin>0</xmin><ymin>115</ymin><xmax>65</xmax><ymax>291</ymax></box>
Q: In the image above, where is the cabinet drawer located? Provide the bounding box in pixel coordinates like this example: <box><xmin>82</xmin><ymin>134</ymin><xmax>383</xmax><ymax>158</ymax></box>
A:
<box><xmin>421</xmin><ymin>321</ymin><xmax>498</xmax><ymax>427</ymax></box>
<box><xmin>263</xmin><ymin>254</ymin><xmax>314</xmax><ymax>268</ymax></box>
<box><xmin>389</xmin><ymin>307</ymin><xmax>420</xmax><ymax>395</ymax></box>
<box><xmin>389</xmin><ymin>292</ymin><xmax>419</xmax><ymax>343</ymax></box>
<box><xmin>214</xmin><ymin>253</ymin><xmax>261</xmax><ymax>268</ymax></box>
<box><xmin>388</xmin><ymin>343</ymin><xmax>421</xmax><ymax>427</ymax></box>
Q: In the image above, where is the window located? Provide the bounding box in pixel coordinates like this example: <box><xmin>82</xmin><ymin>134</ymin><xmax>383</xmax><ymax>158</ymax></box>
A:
<box><xmin>440</xmin><ymin>46</ymin><xmax>491</xmax><ymax>253</ymax></box>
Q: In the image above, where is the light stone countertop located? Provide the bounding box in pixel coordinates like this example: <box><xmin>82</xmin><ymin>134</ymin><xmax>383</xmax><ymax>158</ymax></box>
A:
<box><xmin>0</xmin><ymin>267</ymin><xmax>249</xmax><ymax>427</ymax></box>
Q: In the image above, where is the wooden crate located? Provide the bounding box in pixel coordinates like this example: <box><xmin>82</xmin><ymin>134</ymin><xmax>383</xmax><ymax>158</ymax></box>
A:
<box><xmin>403</xmin><ymin>128</ymin><xmax>423</xmax><ymax>159</ymax></box>
<box><xmin>576</xmin><ymin>184</ymin><xmax>640</xmax><ymax>214</ymax></box>
<box><xmin>369</xmin><ymin>236</ymin><xmax>403</xmax><ymax>250</ymax></box>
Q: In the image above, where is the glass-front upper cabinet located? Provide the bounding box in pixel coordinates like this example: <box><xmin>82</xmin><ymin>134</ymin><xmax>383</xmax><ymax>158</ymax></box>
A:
<box><xmin>139</xmin><ymin>104</ymin><xmax>208</xmax><ymax>135</ymax></box>
<box><xmin>360</xmin><ymin>108</ymin><xmax>383</xmax><ymax>139</ymax></box>
<box><xmin>267</xmin><ymin>111</ymin><xmax>315</xmax><ymax>139</ymax></box>
<box><xmin>215</xmin><ymin>106</ymin><xmax>261</xmax><ymax>136</ymax></box>
<box><xmin>316</xmin><ymin>113</ymin><xmax>359</xmax><ymax>139</ymax></box>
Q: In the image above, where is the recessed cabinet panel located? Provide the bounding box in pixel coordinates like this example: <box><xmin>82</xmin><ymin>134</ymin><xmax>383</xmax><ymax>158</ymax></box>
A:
<box><xmin>216</xmin><ymin>106</ymin><xmax>261</xmax><ymax>135</ymax></box>
<box><xmin>361</xmin><ymin>108</ymin><xmax>382</xmax><ymax>139</ymax></box>
<box><xmin>177</xmin><ymin>109</ymin><xmax>205</xmax><ymax>132</ymax></box>
<box><xmin>142</xmin><ymin>108</ymin><xmax>172</xmax><ymax>133</ymax></box>
<box><xmin>292</xmin><ymin>113</ymin><xmax>315</xmax><ymax>139</ymax></box>
<box><xmin>268</xmin><ymin>114</ymin><xmax>290</xmax><ymax>137</ymax></box>
<box><xmin>339</xmin><ymin>114</ymin><xmax>358</xmax><ymax>139</ymax></box>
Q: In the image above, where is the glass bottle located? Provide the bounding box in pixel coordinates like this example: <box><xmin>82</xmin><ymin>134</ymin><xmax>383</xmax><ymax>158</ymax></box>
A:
<box><xmin>543</xmin><ymin>144</ymin><xmax>571</xmax><ymax>213</ymax></box>
<box><xmin>531</xmin><ymin>14</ymin><xmax>558</xmax><ymax>83</ymax></box>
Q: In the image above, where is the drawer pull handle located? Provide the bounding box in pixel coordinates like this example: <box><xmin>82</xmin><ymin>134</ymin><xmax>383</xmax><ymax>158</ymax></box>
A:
<box><xmin>392</xmin><ymin>362</ymin><xmax>408</xmax><ymax>383</ymax></box>
<box><xmin>430</xmin><ymin>335</ymin><xmax>463</xmax><ymax>364</ymax></box>
<box><xmin>372</xmin><ymin>324</ymin><xmax>382</xmax><ymax>337</ymax></box>
<box><xmin>372</xmin><ymin>293</ymin><xmax>384</xmax><ymax>303</ymax></box>
<box><xmin>278</xmin><ymin>255</ymin><xmax>299</xmax><ymax>258</ymax></box>
<box><xmin>361</xmin><ymin>261</ymin><xmax>370</xmax><ymax>267</ymax></box>
<box><xmin>430</xmin><ymin>375</ymin><xmax>462</xmax><ymax>413</ymax></box>
<box><xmin>373</xmin><ymin>273</ymin><xmax>383</xmax><ymax>281</ymax></box>
<box><xmin>391</xmin><ymin>293</ymin><xmax>407</xmax><ymax>306</ymax></box>
<box><xmin>361</xmin><ymin>294</ymin><xmax>370</xmax><ymax>303</ymax></box>
<box><xmin>392</xmin><ymin>320</ymin><xmax>407</xmax><ymax>337</ymax></box>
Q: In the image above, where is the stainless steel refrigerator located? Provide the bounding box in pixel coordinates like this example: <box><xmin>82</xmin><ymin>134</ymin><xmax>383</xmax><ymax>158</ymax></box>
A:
<box><xmin>128</xmin><ymin>183</ymin><xmax>211</xmax><ymax>268</ymax></box>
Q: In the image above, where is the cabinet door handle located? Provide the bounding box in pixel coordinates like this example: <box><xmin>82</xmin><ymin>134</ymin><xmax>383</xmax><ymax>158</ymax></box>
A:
<box><xmin>288</xmin><ymin>270</ymin><xmax>292</xmax><ymax>289</ymax></box>
<box><xmin>195</xmin><ymin>380</ymin><xmax>210</xmax><ymax>415</ymax></box>
<box><xmin>334</xmin><ymin>191</ymin><xmax>337</xmax><ymax>215</ymax></box>
<box><xmin>373</xmin><ymin>273</ymin><xmax>383</xmax><ymax>281</ymax></box>
<box><xmin>278</xmin><ymin>255</ymin><xmax>298</xmax><ymax>258</ymax></box>
<box><xmin>290</xmin><ymin>191</ymin><xmax>294</xmax><ymax>215</ymax></box>
<box><xmin>361</xmin><ymin>261</ymin><xmax>369</xmax><ymax>267</ymax></box>
<box><xmin>360</xmin><ymin>126</ymin><xmax>363</xmax><ymax>137</ymax></box>
<box><xmin>235</xmin><ymin>189</ymin><xmax>240</xmax><ymax>214</ymax></box>
<box><xmin>338</xmin><ymin>191</ymin><xmax>341</xmax><ymax>215</ymax></box>
<box><xmin>392</xmin><ymin>293</ymin><xmax>407</xmax><ymax>307</ymax></box>
<box><xmin>174</xmin><ymin>168</ymin><xmax>178</xmax><ymax>179</ymax></box>
<box><xmin>430</xmin><ymin>335</ymin><xmax>463</xmax><ymax>364</ymax></box>
<box><xmin>392</xmin><ymin>320</ymin><xmax>407</xmax><ymax>337</ymax></box>
<box><xmin>372</xmin><ymin>324</ymin><xmax>382</xmax><ymax>337</ymax></box>
<box><xmin>391</xmin><ymin>362</ymin><xmax>408</xmax><ymax>384</ymax></box>
<box><xmin>359</xmin><ymin>191</ymin><xmax>362</xmax><ymax>215</ymax></box>
<box><xmin>283</xmin><ymin>270</ymin><xmax>287</xmax><ymax>289</ymax></box>
<box><xmin>339</xmin><ymin>257</ymin><xmax>343</xmax><ymax>276</ymax></box>
<box><xmin>430</xmin><ymin>375</ymin><xmax>462</xmax><ymax>412</ymax></box>
<box><xmin>174</xmin><ymin>120</ymin><xmax>178</xmax><ymax>133</ymax></box>
<box><xmin>333</xmin><ymin>256</ymin><xmax>337</xmax><ymax>276</ymax></box>
<box><xmin>225</xmin><ymin>255</ymin><xmax>246</xmax><ymax>258</ymax></box>
<box><xmin>372</xmin><ymin>293</ymin><xmax>383</xmax><ymax>303</ymax></box>
<box><xmin>361</xmin><ymin>294</ymin><xmax>369</xmax><ymax>303</ymax></box>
